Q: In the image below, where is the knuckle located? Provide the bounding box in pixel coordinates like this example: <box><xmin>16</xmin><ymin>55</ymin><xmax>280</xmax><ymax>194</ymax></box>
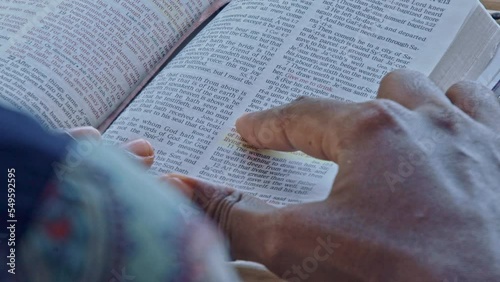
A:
<box><xmin>380</xmin><ymin>70</ymin><xmax>432</xmax><ymax>98</ymax></box>
<box><xmin>381</xmin><ymin>69</ymin><xmax>421</xmax><ymax>85</ymax></box>
<box><xmin>356</xmin><ymin>100</ymin><xmax>403</xmax><ymax>129</ymax></box>
<box><xmin>448</xmin><ymin>81</ymin><xmax>495</xmax><ymax>111</ymax></box>
<box><xmin>381</xmin><ymin>69</ymin><xmax>404</xmax><ymax>83</ymax></box>
<box><xmin>459</xmin><ymin>97</ymin><xmax>481</xmax><ymax>116</ymax></box>
<box><xmin>270</xmin><ymin>104</ymin><xmax>301</xmax><ymax>132</ymax></box>
<box><xmin>212</xmin><ymin>189</ymin><xmax>241</xmax><ymax>208</ymax></box>
<box><xmin>197</xmin><ymin>188</ymin><xmax>244</xmax><ymax>228</ymax></box>
<box><xmin>448</xmin><ymin>80</ymin><xmax>484</xmax><ymax>94</ymax></box>
<box><xmin>193</xmin><ymin>186</ymin><xmax>234</xmax><ymax>208</ymax></box>
<box><xmin>419</xmin><ymin>104</ymin><xmax>464</xmax><ymax>133</ymax></box>
<box><xmin>448</xmin><ymin>80</ymin><xmax>473</xmax><ymax>93</ymax></box>
<box><xmin>275</xmin><ymin>106</ymin><xmax>295</xmax><ymax>128</ymax></box>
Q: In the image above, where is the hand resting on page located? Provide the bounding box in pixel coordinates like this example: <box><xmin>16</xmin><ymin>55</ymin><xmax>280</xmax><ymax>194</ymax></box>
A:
<box><xmin>167</xmin><ymin>70</ymin><xmax>500</xmax><ymax>281</ymax></box>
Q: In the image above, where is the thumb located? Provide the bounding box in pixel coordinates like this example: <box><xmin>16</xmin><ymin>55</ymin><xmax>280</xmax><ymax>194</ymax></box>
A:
<box><xmin>65</xmin><ymin>126</ymin><xmax>102</xmax><ymax>140</ymax></box>
<box><xmin>120</xmin><ymin>139</ymin><xmax>155</xmax><ymax>168</ymax></box>
<box><xmin>165</xmin><ymin>174</ymin><xmax>277</xmax><ymax>263</ymax></box>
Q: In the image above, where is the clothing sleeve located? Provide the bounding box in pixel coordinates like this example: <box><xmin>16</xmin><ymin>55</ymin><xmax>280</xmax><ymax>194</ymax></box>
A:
<box><xmin>14</xmin><ymin>144</ymin><xmax>240</xmax><ymax>282</ymax></box>
<box><xmin>0</xmin><ymin>107</ymin><xmax>72</xmax><ymax>239</ymax></box>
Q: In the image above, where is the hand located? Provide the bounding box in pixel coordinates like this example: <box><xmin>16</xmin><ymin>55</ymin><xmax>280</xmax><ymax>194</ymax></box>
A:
<box><xmin>167</xmin><ymin>70</ymin><xmax>500</xmax><ymax>281</ymax></box>
<box><xmin>65</xmin><ymin>127</ymin><xmax>193</xmax><ymax>198</ymax></box>
<box><xmin>66</xmin><ymin>127</ymin><xmax>155</xmax><ymax>168</ymax></box>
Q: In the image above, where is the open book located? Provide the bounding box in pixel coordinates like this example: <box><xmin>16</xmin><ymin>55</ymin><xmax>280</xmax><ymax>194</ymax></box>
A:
<box><xmin>1</xmin><ymin>0</ymin><xmax>499</xmax><ymax>206</ymax></box>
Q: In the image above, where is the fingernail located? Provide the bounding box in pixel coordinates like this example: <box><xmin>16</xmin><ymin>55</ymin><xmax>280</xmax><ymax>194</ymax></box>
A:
<box><xmin>161</xmin><ymin>174</ymin><xmax>194</xmax><ymax>198</ymax></box>
<box><xmin>125</xmin><ymin>151</ymin><xmax>154</xmax><ymax>168</ymax></box>
<box><xmin>165</xmin><ymin>173</ymin><xmax>196</xmax><ymax>187</ymax></box>
<box><xmin>65</xmin><ymin>126</ymin><xmax>102</xmax><ymax>141</ymax></box>
<box><xmin>122</xmin><ymin>139</ymin><xmax>154</xmax><ymax>157</ymax></box>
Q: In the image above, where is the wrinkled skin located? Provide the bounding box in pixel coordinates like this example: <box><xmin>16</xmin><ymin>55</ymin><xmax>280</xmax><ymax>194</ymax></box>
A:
<box><xmin>169</xmin><ymin>70</ymin><xmax>500</xmax><ymax>281</ymax></box>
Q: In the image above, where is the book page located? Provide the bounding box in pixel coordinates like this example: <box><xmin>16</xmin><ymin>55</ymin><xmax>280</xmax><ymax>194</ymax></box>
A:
<box><xmin>98</xmin><ymin>0</ymin><xmax>230</xmax><ymax>132</ymax></box>
<box><xmin>103</xmin><ymin>0</ymin><xmax>478</xmax><ymax>206</ymax></box>
<box><xmin>479</xmin><ymin>51</ymin><xmax>500</xmax><ymax>89</ymax></box>
<box><xmin>0</xmin><ymin>0</ymin><xmax>214</xmax><ymax>129</ymax></box>
<box><xmin>479</xmin><ymin>39</ymin><xmax>500</xmax><ymax>89</ymax></box>
<box><xmin>0</xmin><ymin>0</ymin><xmax>50</xmax><ymax>48</ymax></box>
<box><xmin>431</xmin><ymin>4</ymin><xmax>500</xmax><ymax>90</ymax></box>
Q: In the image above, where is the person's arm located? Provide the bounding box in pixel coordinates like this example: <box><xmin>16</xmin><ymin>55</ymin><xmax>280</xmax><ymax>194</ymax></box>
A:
<box><xmin>0</xmin><ymin>107</ymin><xmax>73</xmax><ymax>242</ymax></box>
<box><xmin>0</xmin><ymin>105</ymin><xmax>239</xmax><ymax>281</ymax></box>
<box><xmin>168</xmin><ymin>70</ymin><xmax>500</xmax><ymax>281</ymax></box>
<box><xmin>14</xmin><ymin>142</ymin><xmax>239</xmax><ymax>282</ymax></box>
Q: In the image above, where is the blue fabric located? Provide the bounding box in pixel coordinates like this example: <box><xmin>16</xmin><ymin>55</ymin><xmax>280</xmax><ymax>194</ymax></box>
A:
<box><xmin>0</xmin><ymin>106</ymin><xmax>72</xmax><ymax>239</ymax></box>
<box><xmin>0</xmin><ymin>106</ymin><xmax>238</xmax><ymax>281</ymax></box>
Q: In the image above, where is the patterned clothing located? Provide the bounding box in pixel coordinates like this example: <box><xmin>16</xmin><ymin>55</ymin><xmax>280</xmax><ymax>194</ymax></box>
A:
<box><xmin>0</xmin><ymin>107</ymin><xmax>239</xmax><ymax>282</ymax></box>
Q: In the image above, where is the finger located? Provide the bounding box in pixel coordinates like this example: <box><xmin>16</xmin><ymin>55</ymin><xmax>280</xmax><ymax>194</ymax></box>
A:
<box><xmin>377</xmin><ymin>69</ymin><xmax>450</xmax><ymax>109</ymax></box>
<box><xmin>120</xmin><ymin>139</ymin><xmax>155</xmax><ymax>168</ymax></box>
<box><xmin>65</xmin><ymin>126</ymin><xmax>101</xmax><ymax>140</ymax></box>
<box><xmin>166</xmin><ymin>174</ymin><xmax>276</xmax><ymax>262</ymax></box>
<box><xmin>445</xmin><ymin>81</ymin><xmax>500</xmax><ymax>131</ymax></box>
<box><xmin>159</xmin><ymin>174</ymin><xmax>193</xmax><ymax>198</ymax></box>
<box><xmin>236</xmin><ymin>97</ymin><xmax>354</xmax><ymax>161</ymax></box>
<box><xmin>236</xmin><ymin>97</ymin><xmax>407</xmax><ymax>162</ymax></box>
